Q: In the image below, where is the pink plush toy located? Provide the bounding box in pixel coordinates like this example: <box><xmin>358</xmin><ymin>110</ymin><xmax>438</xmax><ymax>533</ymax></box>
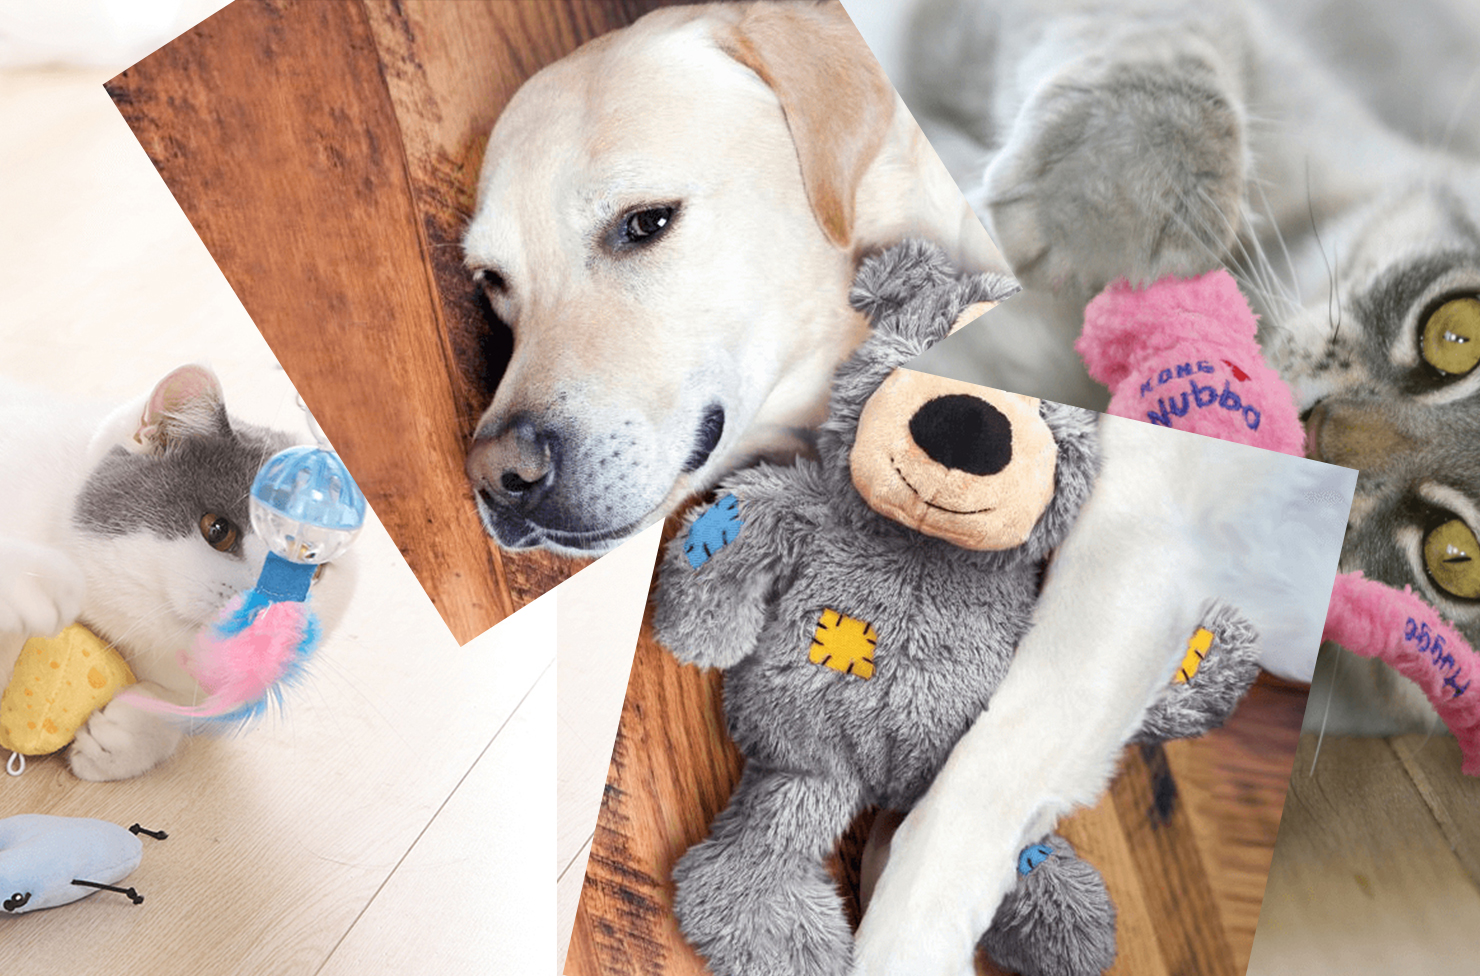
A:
<box><xmin>1079</xmin><ymin>269</ymin><xmax>1480</xmax><ymax>773</ymax></box>
<box><xmin>1325</xmin><ymin>573</ymin><xmax>1480</xmax><ymax>773</ymax></box>
<box><xmin>1076</xmin><ymin>269</ymin><xmax>1305</xmax><ymax>455</ymax></box>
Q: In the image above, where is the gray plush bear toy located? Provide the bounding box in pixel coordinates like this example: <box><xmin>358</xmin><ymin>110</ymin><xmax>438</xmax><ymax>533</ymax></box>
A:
<box><xmin>653</xmin><ymin>239</ymin><xmax>1260</xmax><ymax>976</ymax></box>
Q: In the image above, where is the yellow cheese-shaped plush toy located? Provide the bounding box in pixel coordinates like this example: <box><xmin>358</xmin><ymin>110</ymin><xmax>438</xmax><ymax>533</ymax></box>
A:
<box><xmin>1</xmin><ymin>625</ymin><xmax>135</xmax><ymax>756</ymax></box>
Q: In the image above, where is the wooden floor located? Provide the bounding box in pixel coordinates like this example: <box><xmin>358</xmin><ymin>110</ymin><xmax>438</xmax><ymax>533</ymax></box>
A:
<box><xmin>566</xmin><ymin>588</ymin><xmax>1310</xmax><ymax>976</ymax></box>
<box><xmin>1247</xmin><ymin>733</ymin><xmax>1480</xmax><ymax>976</ymax></box>
<box><xmin>104</xmin><ymin>0</ymin><xmax>701</xmax><ymax>645</ymax></box>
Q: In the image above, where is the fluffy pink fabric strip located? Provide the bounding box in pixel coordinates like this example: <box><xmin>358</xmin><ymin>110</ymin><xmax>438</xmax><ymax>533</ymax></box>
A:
<box><xmin>126</xmin><ymin>597</ymin><xmax>308</xmax><ymax>719</ymax></box>
<box><xmin>1078</xmin><ymin>270</ymin><xmax>1305</xmax><ymax>455</ymax></box>
<box><xmin>1324</xmin><ymin>571</ymin><xmax>1480</xmax><ymax>773</ymax></box>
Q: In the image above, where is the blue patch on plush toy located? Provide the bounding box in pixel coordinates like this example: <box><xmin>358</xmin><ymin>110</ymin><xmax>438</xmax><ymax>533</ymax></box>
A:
<box><xmin>685</xmin><ymin>494</ymin><xmax>743</xmax><ymax>569</ymax></box>
<box><xmin>1</xmin><ymin>815</ymin><xmax>164</xmax><ymax>913</ymax></box>
<box><xmin>1017</xmin><ymin>842</ymin><xmax>1054</xmax><ymax>875</ymax></box>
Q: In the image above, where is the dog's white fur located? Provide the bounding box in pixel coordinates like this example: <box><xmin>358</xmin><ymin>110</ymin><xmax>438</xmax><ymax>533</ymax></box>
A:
<box><xmin>852</xmin><ymin>418</ymin><xmax>1354</xmax><ymax>975</ymax></box>
<box><xmin>462</xmin><ymin>1</ymin><xmax>1002</xmax><ymax>555</ymax></box>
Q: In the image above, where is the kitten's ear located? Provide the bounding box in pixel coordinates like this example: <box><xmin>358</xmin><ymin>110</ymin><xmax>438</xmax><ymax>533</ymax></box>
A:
<box><xmin>123</xmin><ymin>365</ymin><xmax>227</xmax><ymax>455</ymax></box>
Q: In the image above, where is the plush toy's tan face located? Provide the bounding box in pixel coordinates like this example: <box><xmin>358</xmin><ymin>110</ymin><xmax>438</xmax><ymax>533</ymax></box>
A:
<box><xmin>850</xmin><ymin>369</ymin><xmax>1058</xmax><ymax>550</ymax></box>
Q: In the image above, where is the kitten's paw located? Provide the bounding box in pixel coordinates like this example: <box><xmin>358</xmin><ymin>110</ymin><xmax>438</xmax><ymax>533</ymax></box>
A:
<box><xmin>983</xmin><ymin>51</ymin><xmax>1244</xmax><ymax>300</ymax></box>
<box><xmin>0</xmin><ymin>539</ymin><xmax>86</xmax><ymax>637</ymax></box>
<box><xmin>69</xmin><ymin>696</ymin><xmax>184</xmax><ymax>781</ymax></box>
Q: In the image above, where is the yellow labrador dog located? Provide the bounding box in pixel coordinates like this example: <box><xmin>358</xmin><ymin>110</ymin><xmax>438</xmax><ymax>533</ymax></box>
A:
<box><xmin>462</xmin><ymin>0</ymin><xmax>1003</xmax><ymax>555</ymax></box>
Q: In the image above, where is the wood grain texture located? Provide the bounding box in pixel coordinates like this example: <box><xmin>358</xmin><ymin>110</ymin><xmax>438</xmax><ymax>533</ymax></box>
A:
<box><xmin>568</xmin><ymin>605</ymin><xmax>1307</xmax><ymax>976</ymax></box>
<box><xmin>103</xmin><ymin>1</ymin><xmax>711</xmax><ymax>642</ymax></box>
<box><xmin>1247</xmin><ymin>733</ymin><xmax>1480</xmax><ymax>976</ymax></box>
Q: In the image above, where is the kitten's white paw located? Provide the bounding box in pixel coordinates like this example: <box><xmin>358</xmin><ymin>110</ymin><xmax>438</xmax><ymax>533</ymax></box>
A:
<box><xmin>0</xmin><ymin>538</ymin><xmax>86</xmax><ymax>637</ymax></box>
<box><xmin>983</xmin><ymin>51</ymin><xmax>1244</xmax><ymax>300</ymax></box>
<box><xmin>69</xmin><ymin>695</ymin><xmax>184</xmax><ymax>781</ymax></box>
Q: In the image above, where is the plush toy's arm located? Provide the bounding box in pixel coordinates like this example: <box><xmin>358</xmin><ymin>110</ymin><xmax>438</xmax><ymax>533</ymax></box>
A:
<box><xmin>1134</xmin><ymin>600</ymin><xmax>1261</xmax><ymax>743</ymax></box>
<box><xmin>652</xmin><ymin>464</ymin><xmax>817</xmax><ymax>670</ymax></box>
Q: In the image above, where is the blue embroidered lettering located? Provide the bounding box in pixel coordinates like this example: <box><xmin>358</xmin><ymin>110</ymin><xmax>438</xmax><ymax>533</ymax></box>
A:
<box><xmin>1157</xmin><ymin>368</ymin><xmax>1173</xmax><ymax>385</ymax></box>
<box><xmin>1218</xmin><ymin>382</ymin><xmax>1242</xmax><ymax>411</ymax></box>
<box><xmin>1191</xmin><ymin>380</ymin><xmax>1218</xmax><ymax>408</ymax></box>
<box><xmin>1243</xmin><ymin>405</ymin><xmax>1261</xmax><ymax>430</ymax></box>
<box><xmin>1176</xmin><ymin>363</ymin><xmax>1194</xmax><ymax>378</ymax></box>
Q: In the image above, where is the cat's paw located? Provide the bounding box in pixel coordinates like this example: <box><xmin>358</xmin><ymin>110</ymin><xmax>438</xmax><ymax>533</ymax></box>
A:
<box><xmin>982</xmin><ymin>50</ymin><xmax>1244</xmax><ymax>300</ymax></box>
<box><xmin>0</xmin><ymin>539</ymin><xmax>86</xmax><ymax>637</ymax></box>
<box><xmin>69</xmin><ymin>696</ymin><xmax>184</xmax><ymax>781</ymax></box>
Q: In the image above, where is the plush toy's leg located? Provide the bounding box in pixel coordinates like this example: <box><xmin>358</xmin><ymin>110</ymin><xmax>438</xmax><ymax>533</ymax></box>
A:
<box><xmin>1135</xmin><ymin>601</ymin><xmax>1261</xmax><ymax>743</ymax></box>
<box><xmin>979</xmin><ymin>833</ymin><xmax>1116</xmax><ymax>976</ymax></box>
<box><xmin>672</xmin><ymin>764</ymin><xmax>863</xmax><ymax>976</ymax></box>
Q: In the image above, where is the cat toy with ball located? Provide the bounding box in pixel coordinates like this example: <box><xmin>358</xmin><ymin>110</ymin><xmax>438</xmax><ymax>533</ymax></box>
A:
<box><xmin>123</xmin><ymin>443</ymin><xmax>366</xmax><ymax>724</ymax></box>
<box><xmin>3</xmin><ymin>437</ymin><xmax>366</xmax><ymax>775</ymax></box>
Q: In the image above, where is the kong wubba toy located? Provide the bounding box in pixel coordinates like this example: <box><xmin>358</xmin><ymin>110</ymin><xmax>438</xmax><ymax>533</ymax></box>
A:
<box><xmin>1078</xmin><ymin>269</ymin><xmax>1480</xmax><ymax>773</ymax></box>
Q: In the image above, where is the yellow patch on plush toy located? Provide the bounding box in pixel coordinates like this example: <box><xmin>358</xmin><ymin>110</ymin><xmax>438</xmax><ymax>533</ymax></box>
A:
<box><xmin>1</xmin><ymin>625</ymin><xmax>135</xmax><ymax>756</ymax></box>
<box><xmin>1176</xmin><ymin>627</ymin><xmax>1214</xmax><ymax>684</ymax></box>
<box><xmin>809</xmin><ymin>609</ymin><xmax>878</xmax><ymax>679</ymax></box>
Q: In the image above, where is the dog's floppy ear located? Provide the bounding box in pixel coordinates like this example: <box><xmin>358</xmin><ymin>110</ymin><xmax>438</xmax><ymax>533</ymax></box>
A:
<box><xmin>718</xmin><ymin>1</ymin><xmax>895</xmax><ymax>248</ymax></box>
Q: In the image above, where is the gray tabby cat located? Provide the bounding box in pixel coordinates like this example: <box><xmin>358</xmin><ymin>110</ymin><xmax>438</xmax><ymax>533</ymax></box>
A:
<box><xmin>0</xmin><ymin>365</ymin><xmax>349</xmax><ymax>780</ymax></box>
<box><xmin>884</xmin><ymin>0</ymin><xmax>1480</xmax><ymax>731</ymax></box>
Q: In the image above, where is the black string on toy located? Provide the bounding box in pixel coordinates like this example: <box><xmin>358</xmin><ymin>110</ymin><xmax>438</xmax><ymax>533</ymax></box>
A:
<box><xmin>129</xmin><ymin>823</ymin><xmax>168</xmax><ymax>840</ymax></box>
<box><xmin>70</xmin><ymin>879</ymin><xmax>144</xmax><ymax>905</ymax></box>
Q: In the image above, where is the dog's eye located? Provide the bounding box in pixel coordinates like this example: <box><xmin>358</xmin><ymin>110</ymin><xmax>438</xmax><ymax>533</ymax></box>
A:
<box><xmin>198</xmin><ymin>513</ymin><xmax>240</xmax><ymax>553</ymax></box>
<box><xmin>1423</xmin><ymin>517</ymin><xmax>1480</xmax><ymax>600</ymax></box>
<box><xmin>473</xmin><ymin>267</ymin><xmax>508</xmax><ymax>294</ymax></box>
<box><xmin>620</xmin><ymin>206</ymin><xmax>675</xmax><ymax>245</ymax></box>
<box><xmin>1419</xmin><ymin>297</ymin><xmax>1480</xmax><ymax>376</ymax></box>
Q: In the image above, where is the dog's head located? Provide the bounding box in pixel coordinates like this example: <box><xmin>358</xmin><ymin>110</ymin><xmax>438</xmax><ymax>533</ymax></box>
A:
<box><xmin>462</xmin><ymin>2</ymin><xmax>896</xmax><ymax>554</ymax></box>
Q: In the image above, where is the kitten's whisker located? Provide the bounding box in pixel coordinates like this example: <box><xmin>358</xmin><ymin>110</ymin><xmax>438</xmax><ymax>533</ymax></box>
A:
<box><xmin>1251</xmin><ymin>178</ymin><xmax>1302</xmax><ymax>310</ymax></box>
<box><xmin>1303</xmin><ymin>158</ymin><xmax>1341</xmax><ymax>338</ymax></box>
<box><xmin>1309</xmin><ymin>643</ymin><xmax>1342</xmax><ymax>775</ymax></box>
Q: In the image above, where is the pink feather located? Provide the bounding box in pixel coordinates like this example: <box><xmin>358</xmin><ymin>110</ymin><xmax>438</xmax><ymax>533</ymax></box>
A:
<box><xmin>122</xmin><ymin>596</ymin><xmax>314</xmax><ymax>721</ymax></box>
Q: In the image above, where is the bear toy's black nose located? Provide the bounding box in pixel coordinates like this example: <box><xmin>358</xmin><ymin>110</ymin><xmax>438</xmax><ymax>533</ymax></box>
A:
<box><xmin>908</xmin><ymin>395</ymin><xmax>1013</xmax><ymax>475</ymax></box>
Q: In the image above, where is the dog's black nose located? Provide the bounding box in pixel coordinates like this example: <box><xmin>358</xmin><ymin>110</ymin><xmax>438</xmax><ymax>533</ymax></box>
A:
<box><xmin>466</xmin><ymin>416</ymin><xmax>560</xmax><ymax>514</ymax></box>
<box><xmin>909</xmin><ymin>395</ymin><xmax>1013</xmax><ymax>475</ymax></box>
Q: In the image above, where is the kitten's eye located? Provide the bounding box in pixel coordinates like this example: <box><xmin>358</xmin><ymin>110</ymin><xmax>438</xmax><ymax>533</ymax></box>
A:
<box><xmin>619</xmin><ymin>206</ymin><xmax>676</xmax><ymax>246</ymax></box>
<box><xmin>1420</xmin><ymin>297</ymin><xmax>1480</xmax><ymax>376</ymax></box>
<box><xmin>1423</xmin><ymin>518</ymin><xmax>1480</xmax><ymax>600</ymax></box>
<box><xmin>198</xmin><ymin>514</ymin><xmax>240</xmax><ymax>553</ymax></box>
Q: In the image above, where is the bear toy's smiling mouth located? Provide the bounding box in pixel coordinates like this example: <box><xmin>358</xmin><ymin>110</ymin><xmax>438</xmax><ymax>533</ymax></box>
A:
<box><xmin>890</xmin><ymin>459</ymin><xmax>997</xmax><ymax>515</ymax></box>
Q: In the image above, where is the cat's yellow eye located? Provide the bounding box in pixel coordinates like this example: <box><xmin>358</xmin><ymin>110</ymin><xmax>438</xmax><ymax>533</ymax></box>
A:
<box><xmin>198</xmin><ymin>513</ymin><xmax>240</xmax><ymax>552</ymax></box>
<box><xmin>1420</xmin><ymin>297</ymin><xmax>1480</xmax><ymax>376</ymax></box>
<box><xmin>1423</xmin><ymin>518</ymin><xmax>1480</xmax><ymax>600</ymax></box>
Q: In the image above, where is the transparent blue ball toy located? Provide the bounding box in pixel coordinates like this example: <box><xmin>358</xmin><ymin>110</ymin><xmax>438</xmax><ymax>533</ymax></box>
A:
<box><xmin>249</xmin><ymin>446</ymin><xmax>366</xmax><ymax>603</ymax></box>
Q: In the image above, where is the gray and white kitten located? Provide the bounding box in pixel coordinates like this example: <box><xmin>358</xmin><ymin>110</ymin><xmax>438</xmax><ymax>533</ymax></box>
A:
<box><xmin>0</xmin><ymin>365</ymin><xmax>344</xmax><ymax>780</ymax></box>
<box><xmin>883</xmin><ymin>0</ymin><xmax>1480</xmax><ymax>731</ymax></box>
